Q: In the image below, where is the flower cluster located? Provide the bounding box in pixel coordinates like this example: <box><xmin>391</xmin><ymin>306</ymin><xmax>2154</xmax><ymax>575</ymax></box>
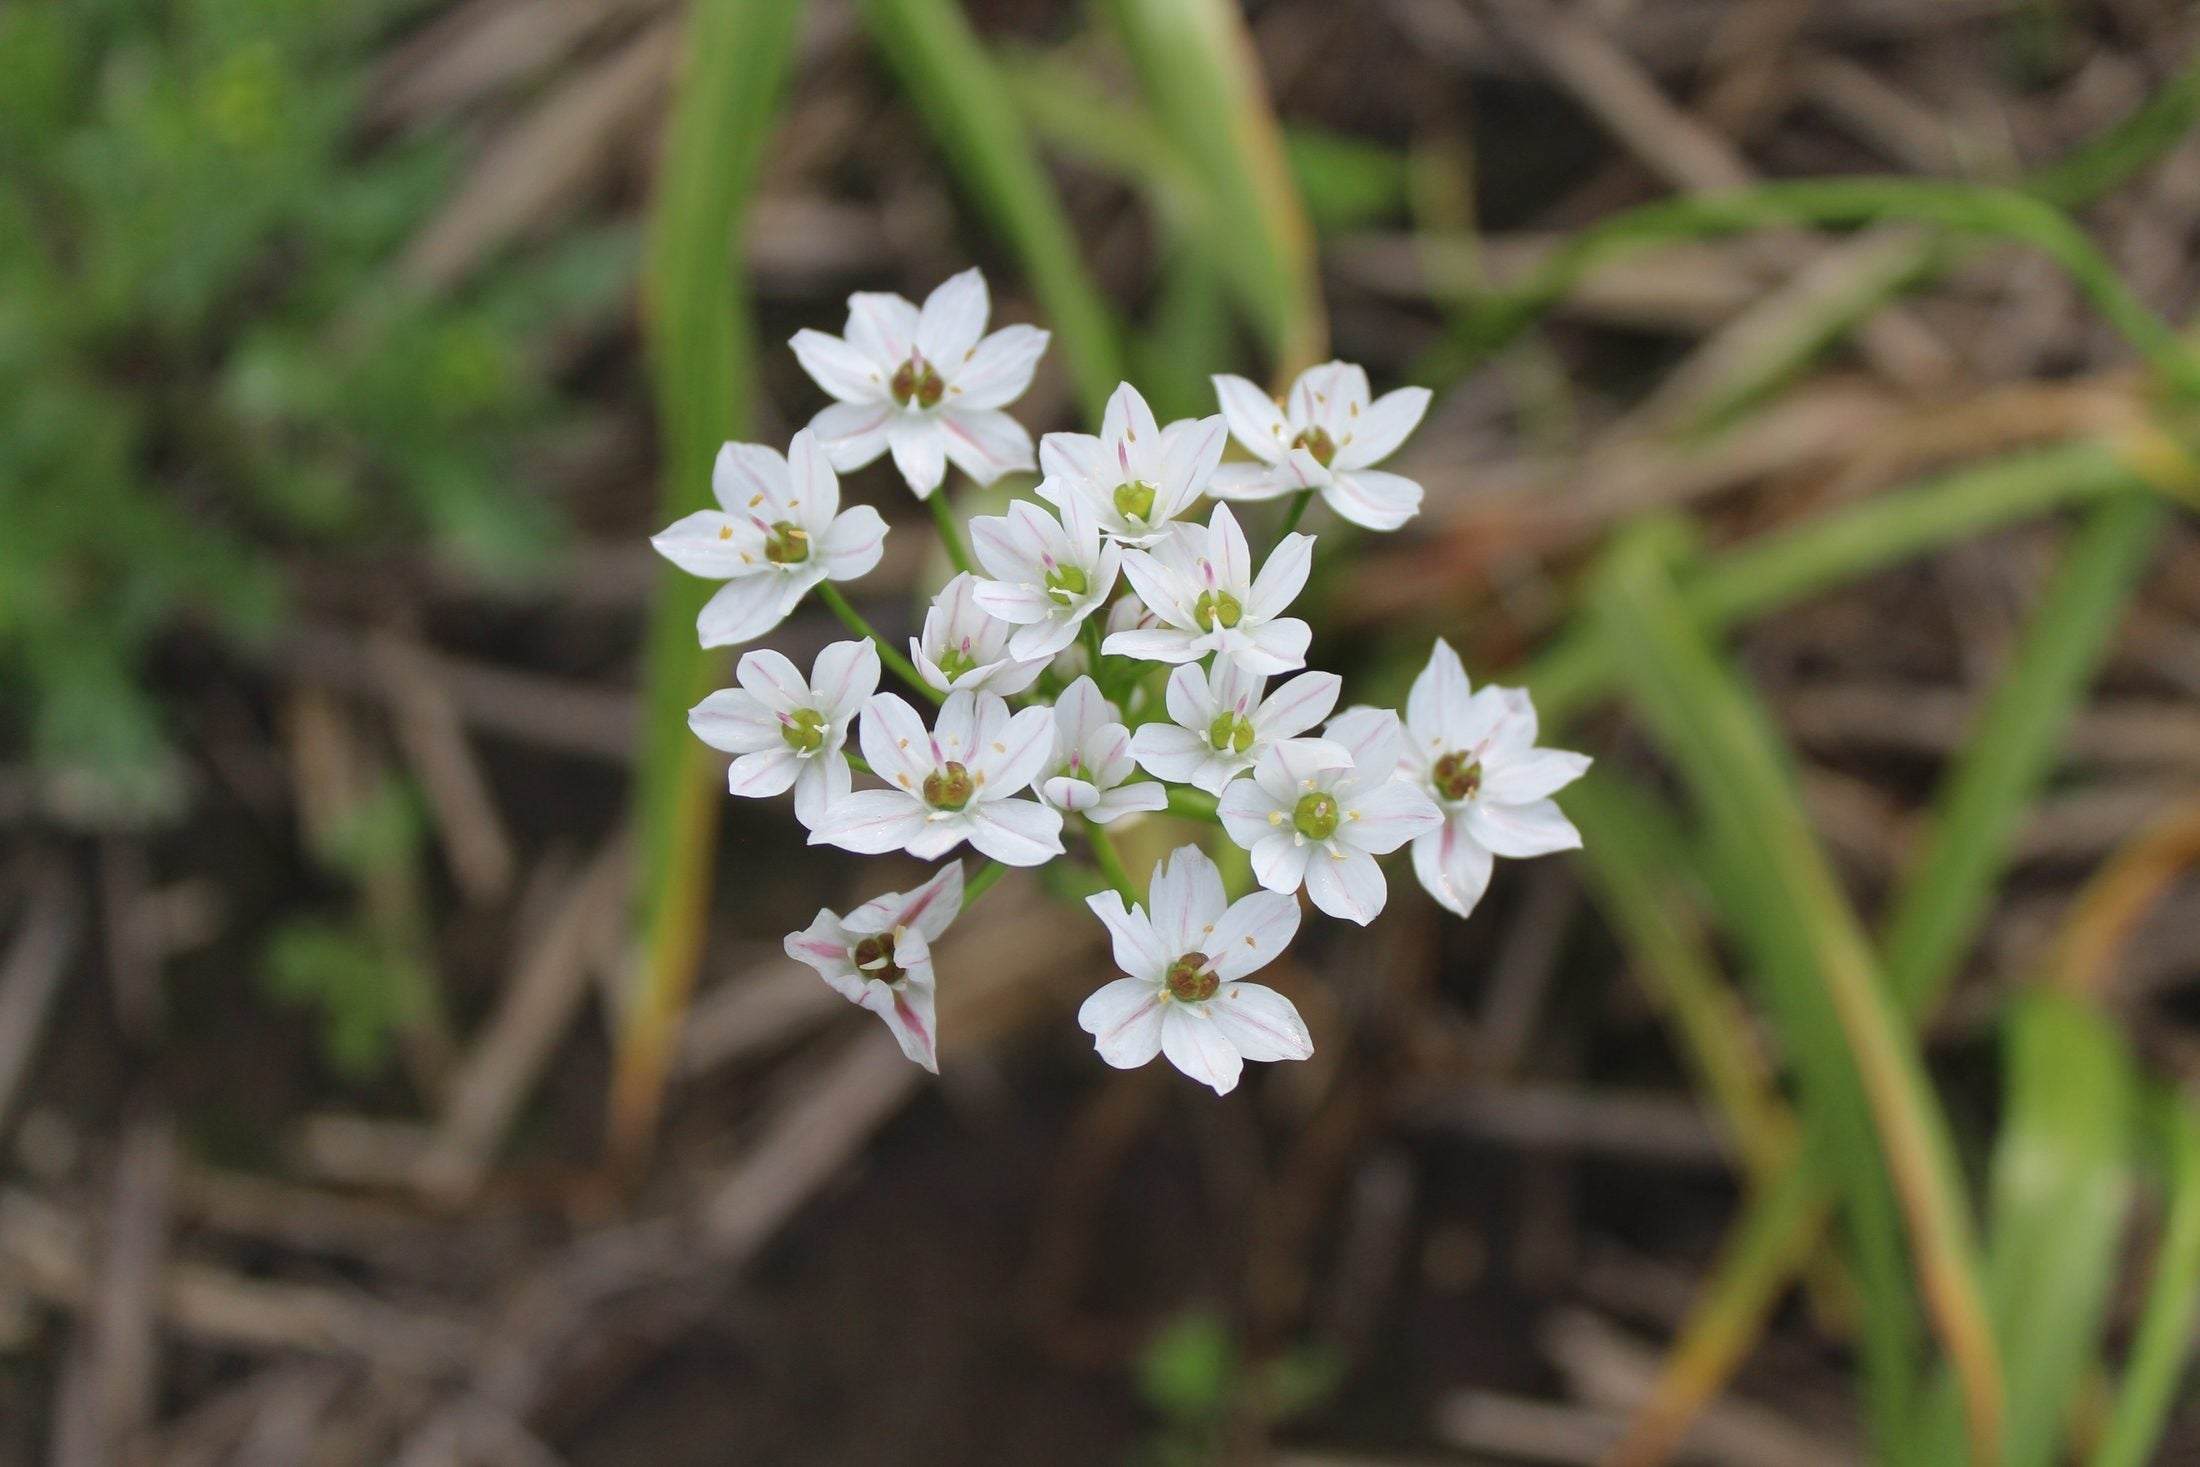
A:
<box><xmin>655</xmin><ymin>270</ymin><xmax>1590</xmax><ymax>1095</ymax></box>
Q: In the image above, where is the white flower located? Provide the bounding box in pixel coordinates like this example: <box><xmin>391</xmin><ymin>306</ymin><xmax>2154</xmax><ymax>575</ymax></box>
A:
<box><xmin>1037</xmin><ymin>677</ymin><xmax>1168</xmax><ymax>824</ymax></box>
<box><xmin>968</xmin><ymin>497</ymin><xmax>1122</xmax><ymax>661</ymax></box>
<box><xmin>1348</xmin><ymin>639</ymin><xmax>1590</xmax><ymax>919</ymax></box>
<box><xmin>1217</xmin><ymin>715</ymin><xmax>1442</xmax><ymax>925</ymax></box>
<box><xmin>688</xmin><ymin>640</ymin><xmax>879</xmax><ymax>828</ymax></box>
<box><xmin>1131</xmin><ymin>656</ymin><xmax>1341</xmax><ymax>797</ymax></box>
<box><xmin>910</xmin><ymin>572</ymin><xmax>1045</xmax><ymax>697</ymax></box>
<box><xmin>1105</xmin><ymin>503</ymin><xmax>1312</xmax><ymax>675</ymax></box>
<box><xmin>786</xmin><ymin>864</ymin><xmax>962</xmax><ymax>1071</ymax></box>
<box><xmin>649</xmin><ymin>430</ymin><xmax>889</xmax><ymax>647</ymax></box>
<box><xmin>1077</xmin><ymin>846</ymin><xmax>1310</xmax><ymax>1095</ymax></box>
<box><xmin>1209</xmin><ymin>360</ymin><xmax>1431</xmax><ymax>531</ymax></box>
<box><xmin>1035</xmin><ymin>382</ymin><xmax>1225</xmax><ymax>547</ymax></box>
<box><xmin>809</xmin><ymin>689</ymin><xmax>1064</xmax><ymax>866</ymax></box>
<box><xmin>791</xmin><ymin>268</ymin><xmax>1048</xmax><ymax>499</ymax></box>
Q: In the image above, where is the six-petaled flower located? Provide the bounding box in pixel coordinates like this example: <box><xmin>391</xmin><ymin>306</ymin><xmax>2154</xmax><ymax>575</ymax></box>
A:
<box><xmin>688</xmin><ymin>639</ymin><xmax>880</xmax><ymax>828</ymax></box>
<box><xmin>1106</xmin><ymin>503</ymin><xmax>1312</xmax><ymax>675</ymax></box>
<box><xmin>1034</xmin><ymin>677</ymin><xmax>1168</xmax><ymax>825</ymax></box>
<box><xmin>787</xmin><ymin>864</ymin><xmax>963</xmax><ymax>1071</ymax></box>
<box><xmin>1210</xmin><ymin>360</ymin><xmax>1431</xmax><ymax>531</ymax></box>
<box><xmin>1131</xmin><ymin>655</ymin><xmax>1341</xmax><ymax>797</ymax></box>
<box><xmin>969</xmin><ymin>497</ymin><xmax>1122</xmax><ymax>662</ymax></box>
<box><xmin>1035</xmin><ymin>381</ymin><xmax>1225</xmax><ymax>547</ymax></box>
<box><xmin>911</xmin><ymin>572</ymin><xmax>1045</xmax><ymax>697</ymax></box>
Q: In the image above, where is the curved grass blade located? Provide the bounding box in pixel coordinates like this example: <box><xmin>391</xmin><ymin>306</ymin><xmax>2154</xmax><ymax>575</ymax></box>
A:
<box><xmin>854</xmin><ymin>0</ymin><xmax>1121</xmax><ymax>419</ymax></box>
<box><xmin>2091</xmin><ymin>1095</ymin><xmax>2200</xmax><ymax>1467</ymax></box>
<box><xmin>613</xmin><ymin>0</ymin><xmax>804</xmax><ymax>1169</ymax></box>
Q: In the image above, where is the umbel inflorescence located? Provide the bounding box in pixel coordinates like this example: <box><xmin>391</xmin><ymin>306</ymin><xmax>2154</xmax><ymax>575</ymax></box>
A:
<box><xmin>654</xmin><ymin>270</ymin><xmax>1590</xmax><ymax>1095</ymax></box>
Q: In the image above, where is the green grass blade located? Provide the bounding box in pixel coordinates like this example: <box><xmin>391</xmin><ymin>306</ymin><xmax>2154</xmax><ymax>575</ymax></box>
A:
<box><xmin>2092</xmin><ymin>1095</ymin><xmax>2200</xmax><ymax>1467</ymax></box>
<box><xmin>1879</xmin><ymin>495</ymin><xmax>2167</xmax><ymax>1016</ymax></box>
<box><xmin>615</xmin><ymin>0</ymin><xmax>803</xmax><ymax>1166</ymax></box>
<box><xmin>1106</xmin><ymin>0</ymin><xmax>1324</xmax><ymax>374</ymax></box>
<box><xmin>1592</xmin><ymin>529</ymin><xmax>2003</xmax><ymax>1462</ymax></box>
<box><xmin>855</xmin><ymin>0</ymin><xmax>1121</xmax><ymax>418</ymax></box>
<box><xmin>1526</xmin><ymin>441</ymin><xmax>2156</xmax><ymax>726</ymax></box>
<box><xmin>1941</xmin><ymin>994</ymin><xmax>2135</xmax><ymax>1467</ymax></box>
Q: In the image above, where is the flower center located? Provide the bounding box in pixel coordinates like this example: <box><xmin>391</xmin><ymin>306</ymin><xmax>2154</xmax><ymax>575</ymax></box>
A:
<box><xmin>1206</xmin><ymin>711</ymin><xmax>1256</xmax><ymax>756</ymax></box>
<box><xmin>763</xmin><ymin>520</ymin><xmax>809</xmax><ymax>565</ymax></box>
<box><xmin>1193</xmin><ymin>589</ymin><xmax>1242</xmax><ymax>631</ymax></box>
<box><xmin>889</xmin><ymin>355</ymin><xmax>946</xmax><ymax>409</ymax></box>
<box><xmin>1044</xmin><ymin>562</ymin><xmax>1089</xmax><ymax>606</ymax></box>
<box><xmin>922</xmin><ymin>760</ymin><xmax>975</xmax><ymax>811</ymax></box>
<box><xmin>934</xmin><ymin>644</ymin><xmax>979</xmax><ymax>683</ymax></box>
<box><xmin>1290</xmin><ymin>424</ymin><xmax>1337</xmax><ymax>467</ymax></box>
<box><xmin>1111</xmin><ymin>480</ymin><xmax>1156</xmax><ymax>522</ymax></box>
<box><xmin>1164</xmin><ymin>951</ymin><xmax>1218</xmax><ymax>1004</ymax></box>
<box><xmin>1292</xmin><ymin>790</ymin><xmax>1340</xmax><ymax>841</ymax></box>
<box><xmin>851</xmin><ymin>933</ymin><xmax>903</xmax><ymax>984</ymax></box>
<box><xmin>780</xmin><ymin>706</ymin><xmax>828</xmax><ymax>753</ymax></box>
<box><xmin>1432</xmin><ymin>750</ymin><xmax>1482</xmax><ymax>803</ymax></box>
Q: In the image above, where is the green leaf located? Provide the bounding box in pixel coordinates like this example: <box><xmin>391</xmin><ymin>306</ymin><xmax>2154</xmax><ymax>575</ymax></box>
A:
<box><xmin>2092</xmin><ymin>1094</ymin><xmax>2200</xmax><ymax>1467</ymax></box>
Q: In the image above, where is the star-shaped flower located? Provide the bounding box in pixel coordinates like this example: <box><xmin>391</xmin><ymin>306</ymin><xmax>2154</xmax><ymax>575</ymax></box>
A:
<box><xmin>1105</xmin><ymin>503</ymin><xmax>1312</xmax><ymax>675</ymax></box>
<box><xmin>910</xmin><ymin>572</ymin><xmax>1045</xmax><ymax>697</ymax></box>
<box><xmin>786</xmin><ymin>863</ymin><xmax>962</xmax><ymax>1071</ymax></box>
<box><xmin>1210</xmin><ymin>360</ymin><xmax>1431</xmax><ymax>531</ymax></box>
<box><xmin>688</xmin><ymin>639</ymin><xmax>879</xmax><ymax>828</ymax></box>
<box><xmin>1339</xmin><ymin>639</ymin><xmax>1589</xmax><ymax>919</ymax></box>
<box><xmin>1077</xmin><ymin>845</ymin><xmax>1310</xmax><ymax>1095</ymax></box>
<box><xmin>791</xmin><ymin>268</ymin><xmax>1048</xmax><ymax>499</ymax></box>
<box><xmin>1130</xmin><ymin>655</ymin><xmax>1341</xmax><ymax>796</ymax></box>
<box><xmin>968</xmin><ymin>497</ymin><xmax>1122</xmax><ymax>661</ymax></box>
<box><xmin>1036</xmin><ymin>677</ymin><xmax>1168</xmax><ymax>825</ymax></box>
<box><xmin>649</xmin><ymin>430</ymin><xmax>889</xmax><ymax>647</ymax></box>
<box><xmin>1035</xmin><ymin>381</ymin><xmax>1225</xmax><ymax>546</ymax></box>
<box><xmin>1217</xmin><ymin>715</ymin><xmax>1442</xmax><ymax>925</ymax></box>
<box><xmin>809</xmin><ymin>690</ymin><xmax>1064</xmax><ymax>866</ymax></box>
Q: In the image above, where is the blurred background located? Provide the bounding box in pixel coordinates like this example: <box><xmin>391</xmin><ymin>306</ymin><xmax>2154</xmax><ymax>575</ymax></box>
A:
<box><xmin>4</xmin><ymin>0</ymin><xmax>2200</xmax><ymax>1462</ymax></box>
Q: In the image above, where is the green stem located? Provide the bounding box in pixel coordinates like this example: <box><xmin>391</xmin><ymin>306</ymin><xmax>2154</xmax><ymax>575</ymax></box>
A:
<box><xmin>964</xmin><ymin>858</ymin><xmax>1010</xmax><ymax>908</ymax></box>
<box><xmin>1164</xmin><ymin>786</ymin><xmax>1222</xmax><ymax>824</ymax></box>
<box><xmin>1080</xmin><ymin>612</ymin><xmax>1106</xmax><ymax>678</ymax></box>
<box><xmin>817</xmin><ymin>582</ymin><xmax>940</xmax><ymax>704</ymax></box>
<box><xmin>927</xmin><ymin>488</ymin><xmax>976</xmax><ymax>575</ymax></box>
<box><xmin>1083</xmin><ymin>819</ymin><xmax>1139</xmax><ymax>901</ymax></box>
<box><xmin>1277</xmin><ymin>487</ymin><xmax>1315</xmax><ymax>539</ymax></box>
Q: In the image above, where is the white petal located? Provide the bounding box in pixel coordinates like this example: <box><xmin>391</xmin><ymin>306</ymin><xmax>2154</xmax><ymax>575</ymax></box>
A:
<box><xmin>888</xmin><ymin>418</ymin><xmax>948</xmax><ymax>498</ymax></box>
<box><xmin>1334</xmin><ymin>385</ymin><xmax>1430</xmax><ymax>470</ymax></box>
<box><xmin>711</xmin><ymin>442</ymin><xmax>793</xmax><ymax>518</ymax></box>
<box><xmin>939</xmin><ymin>407</ymin><xmax>1036</xmax><ymax>486</ymax></box>
<box><xmin>1413</xmin><ymin>819</ymin><xmax>1495</xmax><ymax>920</ymax></box>
<box><xmin>1249</xmin><ymin>832</ymin><xmax>1313</xmax><ymax>894</ymax></box>
<box><xmin>1116</xmin><ymin>549</ymin><xmax>1193</xmax><ymax>632</ymax></box>
<box><xmin>1464</xmin><ymin>797</ymin><xmax>1583</xmax><ymax>858</ymax></box>
<box><xmin>1304</xmin><ymin>846</ymin><xmax>1386</xmax><ymax>925</ymax></box>
<box><xmin>1247</xmin><ymin>532</ymin><xmax>1313</xmax><ymax>621</ymax></box>
<box><xmin>1207</xmin><ymin>503</ymin><xmax>1253</xmax><ymax>595</ymax></box>
<box><xmin>971</xmin><ymin>580</ymin><xmax>1055</xmax><ymax>626</ymax></box>
<box><xmin>696</xmin><ymin>573</ymin><xmax>792</xmax><ymax>647</ymax></box>
<box><xmin>1256</xmin><ymin>670</ymin><xmax>1340</xmax><ymax>739</ymax></box>
<box><xmin>785</xmin><ymin>429</ymin><xmax>841</xmax><ymax>528</ymax></box>
<box><xmin>858</xmin><ymin>692</ymin><xmax>934</xmax><ymax>792</ymax></box>
<box><xmin>845</xmin><ymin>291</ymin><xmax>920</xmax><ymax>366</ymax></box>
<box><xmin>1089</xmin><ymin>782</ymin><xmax>1168</xmax><ymax>823</ymax></box>
<box><xmin>1206</xmin><ymin>982</ymin><xmax>1312</xmax><ymax>1062</ymax></box>
<box><xmin>735</xmin><ymin>648</ymin><xmax>808</xmax><ymax>715</ymax></box>
<box><xmin>688</xmin><ymin>688</ymin><xmax>778</xmax><ymax>754</ymax></box>
<box><xmin>1232</xmin><ymin>617</ymin><xmax>1311</xmax><ymax>676</ymax></box>
<box><xmin>1217</xmin><ymin>776</ymin><xmax>1285</xmax><ymax>847</ymax></box>
<box><xmin>1212</xmin><ymin>374</ymin><xmax>1288</xmax><ymax>464</ymax></box>
<box><xmin>1407</xmin><ymin>638</ymin><xmax>1474</xmax><ymax>749</ymax></box>
<box><xmin>1325</xmin><ymin>469</ymin><xmax>1422</xmax><ymax>531</ymax></box>
<box><xmin>810</xmin><ymin>639</ymin><xmax>882</xmax><ymax>723</ymax></box>
<box><xmin>906</xmin><ymin>816</ymin><xmax>974</xmax><ymax>862</ymax></box>
<box><xmin>727</xmin><ymin>746</ymin><xmax>801</xmax><ymax>800</ymax></box>
<box><xmin>964</xmin><ymin>797</ymin><xmax>1065</xmax><ymax>865</ymax></box>
<box><xmin>932</xmin><ymin>688</ymin><xmax>985</xmax><ymax>765</ymax></box>
<box><xmin>1328</xmin><ymin>709</ymin><xmax>1405</xmax><ymax>785</ymax></box>
<box><xmin>852</xmin><ymin>862</ymin><xmax>964</xmax><ymax>943</ymax></box>
<box><xmin>1340</xmin><ymin>780</ymin><xmax>1443</xmax><ymax>854</ymax></box>
<box><xmin>1050</xmin><ymin>677</ymin><xmax>1110</xmax><ymax>752</ymax></box>
<box><xmin>1043</xmin><ymin>774</ymin><xmax>1099</xmax><ymax>812</ymax></box>
<box><xmin>1079</xmin><ymin>976</ymin><xmax>1166</xmax><ymax>1069</ymax></box>
<box><xmin>1086</xmin><ymin>891</ymin><xmax>1166</xmax><ymax>979</ymax></box>
<box><xmin>807</xmin><ymin>789</ymin><xmax>930</xmax><ymax>854</ymax></box>
<box><xmin>790</xmin><ymin>329</ymin><xmax>884</xmax><ymax>404</ymax></box>
<box><xmin>1150</xmin><ymin>845</ymin><xmax>1227</xmax><ymax>954</ymax></box>
<box><xmin>951</xmin><ymin>324</ymin><xmax>1048</xmax><ymax>409</ymax></box>
<box><xmin>1481</xmin><ymin>748</ymin><xmax>1592</xmax><ymax>805</ymax></box>
<box><xmin>784</xmin><ymin>908</ymin><xmax>854</xmax><ymax>981</ymax></box>
<box><xmin>875</xmin><ymin>979</ymin><xmax>940</xmax><ymax>1072</ymax></box>
<box><xmin>1101</xmin><ymin>627</ymin><xmax>1201</xmax><ymax>664</ymax></box>
<box><xmin>1162</xmin><ymin>661</ymin><xmax>1214</xmax><ymax>730</ymax></box>
<box><xmin>1254</xmin><ymin>737</ymin><xmax>1352</xmax><ymax>803</ymax></box>
<box><xmin>1206</xmin><ymin>461</ymin><xmax>1293</xmax><ymax>501</ymax></box>
<box><xmin>651</xmin><ymin>509</ymin><xmax>756</xmax><ymax>579</ymax></box>
<box><xmin>974</xmin><ymin>705</ymin><xmax>1058</xmax><ymax>793</ymax></box>
<box><xmin>1205</xmin><ymin>891</ymin><xmax>1300</xmax><ymax>981</ymax></box>
<box><xmin>809</xmin><ymin>400</ymin><xmax>894</xmax><ymax>471</ymax></box>
<box><xmin>1160</xmin><ymin>1006</ymin><xmax>1244</xmax><ymax>1095</ymax></box>
<box><xmin>1039</xmin><ymin>430</ymin><xmax>1109</xmax><ymax>489</ymax></box>
<box><xmin>791</xmin><ymin>751</ymin><xmax>850</xmax><ymax>828</ymax></box>
<box><xmin>1132</xmin><ymin>723</ymin><xmax>1217</xmax><ymax>787</ymax></box>
<box><xmin>1156</xmin><ymin>414</ymin><xmax>1228</xmax><ymax>511</ymax></box>
<box><xmin>917</xmin><ymin>267</ymin><xmax>988</xmax><ymax>364</ymax></box>
<box><xmin>1006</xmin><ymin>615</ymin><xmax>1083</xmax><ymax>663</ymax></box>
